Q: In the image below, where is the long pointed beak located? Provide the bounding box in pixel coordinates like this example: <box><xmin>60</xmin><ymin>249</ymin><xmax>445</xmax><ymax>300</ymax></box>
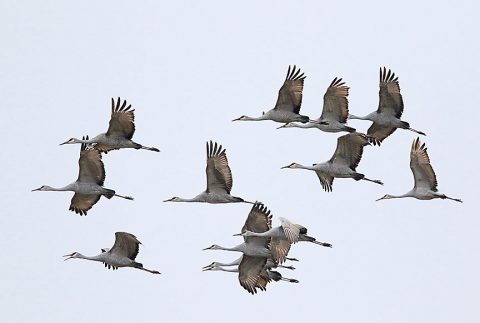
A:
<box><xmin>59</xmin><ymin>140</ymin><xmax>70</xmax><ymax>145</ymax></box>
<box><xmin>202</xmin><ymin>267</ymin><xmax>213</xmax><ymax>271</ymax></box>
<box><xmin>31</xmin><ymin>188</ymin><xmax>41</xmax><ymax>192</ymax></box>
<box><xmin>163</xmin><ymin>198</ymin><xmax>173</xmax><ymax>202</ymax></box>
<box><xmin>202</xmin><ymin>247</ymin><xmax>211</xmax><ymax>251</ymax></box>
<box><xmin>232</xmin><ymin>233</ymin><xmax>242</xmax><ymax>236</ymax></box>
<box><xmin>232</xmin><ymin>117</ymin><xmax>241</xmax><ymax>122</ymax></box>
<box><xmin>375</xmin><ymin>196</ymin><xmax>385</xmax><ymax>202</ymax></box>
<box><xmin>277</xmin><ymin>124</ymin><xmax>288</xmax><ymax>129</ymax></box>
<box><xmin>202</xmin><ymin>264</ymin><xmax>213</xmax><ymax>269</ymax></box>
<box><xmin>62</xmin><ymin>253</ymin><xmax>74</xmax><ymax>261</ymax></box>
<box><xmin>280</xmin><ymin>165</ymin><xmax>290</xmax><ymax>169</ymax></box>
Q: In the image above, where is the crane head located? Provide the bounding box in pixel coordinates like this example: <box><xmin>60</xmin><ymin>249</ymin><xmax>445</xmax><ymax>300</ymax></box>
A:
<box><xmin>376</xmin><ymin>194</ymin><xmax>393</xmax><ymax>201</ymax></box>
<box><xmin>63</xmin><ymin>252</ymin><xmax>80</xmax><ymax>261</ymax></box>
<box><xmin>202</xmin><ymin>244</ymin><xmax>220</xmax><ymax>251</ymax></box>
<box><xmin>232</xmin><ymin>115</ymin><xmax>249</xmax><ymax>121</ymax></box>
<box><xmin>281</xmin><ymin>162</ymin><xmax>300</xmax><ymax>169</ymax></box>
<box><xmin>60</xmin><ymin>138</ymin><xmax>78</xmax><ymax>145</ymax></box>
<box><xmin>163</xmin><ymin>196</ymin><xmax>181</xmax><ymax>202</ymax></box>
<box><xmin>31</xmin><ymin>185</ymin><xmax>53</xmax><ymax>192</ymax></box>
<box><xmin>277</xmin><ymin>123</ymin><xmax>292</xmax><ymax>129</ymax></box>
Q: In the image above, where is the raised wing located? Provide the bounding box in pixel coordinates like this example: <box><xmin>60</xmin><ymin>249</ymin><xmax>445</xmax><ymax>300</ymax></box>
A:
<box><xmin>315</xmin><ymin>171</ymin><xmax>334</xmax><ymax>192</ymax></box>
<box><xmin>270</xmin><ymin>237</ymin><xmax>292</xmax><ymax>264</ymax></box>
<box><xmin>367</xmin><ymin>123</ymin><xmax>397</xmax><ymax>146</ymax></box>
<box><xmin>410</xmin><ymin>138</ymin><xmax>438</xmax><ymax>191</ymax></box>
<box><xmin>238</xmin><ymin>255</ymin><xmax>268</xmax><ymax>295</ymax></box>
<box><xmin>205</xmin><ymin>141</ymin><xmax>233</xmax><ymax>194</ymax></box>
<box><xmin>241</xmin><ymin>202</ymin><xmax>272</xmax><ymax>246</ymax></box>
<box><xmin>77</xmin><ymin>136</ymin><xmax>105</xmax><ymax>185</ymax></box>
<box><xmin>69</xmin><ymin>193</ymin><xmax>101</xmax><ymax>215</ymax></box>
<box><xmin>273</xmin><ymin>65</ymin><xmax>306</xmax><ymax>114</ymax></box>
<box><xmin>329</xmin><ymin>133</ymin><xmax>369</xmax><ymax>170</ymax></box>
<box><xmin>279</xmin><ymin>217</ymin><xmax>304</xmax><ymax>243</ymax></box>
<box><xmin>106</xmin><ymin>97</ymin><xmax>136</xmax><ymax>139</ymax></box>
<box><xmin>377</xmin><ymin>67</ymin><xmax>404</xmax><ymax>118</ymax></box>
<box><xmin>109</xmin><ymin>232</ymin><xmax>141</xmax><ymax>261</ymax></box>
<box><xmin>320</xmin><ymin>77</ymin><xmax>349</xmax><ymax>123</ymax></box>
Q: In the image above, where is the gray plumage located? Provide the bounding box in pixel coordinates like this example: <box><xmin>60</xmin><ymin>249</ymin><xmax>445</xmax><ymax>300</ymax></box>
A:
<box><xmin>164</xmin><ymin>141</ymin><xmax>252</xmax><ymax>204</ymax></box>
<box><xmin>60</xmin><ymin>97</ymin><xmax>160</xmax><ymax>152</ymax></box>
<box><xmin>233</xmin><ymin>65</ymin><xmax>310</xmax><ymax>124</ymax></box>
<box><xmin>282</xmin><ymin>132</ymin><xmax>383</xmax><ymax>191</ymax></box>
<box><xmin>203</xmin><ymin>202</ymin><xmax>272</xmax><ymax>294</ymax></box>
<box><xmin>348</xmin><ymin>67</ymin><xmax>425</xmax><ymax>145</ymax></box>
<box><xmin>63</xmin><ymin>232</ymin><xmax>160</xmax><ymax>274</ymax></box>
<box><xmin>376</xmin><ymin>138</ymin><xmax>462</xmax><ymax>203</ymax></box>
<box><xmin>279</xmin><ymin>77</ymin><xmax>355</xmax><ymax>133</ymax></box>
<box><xmin>242</xmin><ymin>217</ymin><xmax>332</xmax><ymax>264</ymax></box>
<box><xmin>32</xmin><ymin>137</ymin><xmax>133</xmax><ymax>215</ymax></box>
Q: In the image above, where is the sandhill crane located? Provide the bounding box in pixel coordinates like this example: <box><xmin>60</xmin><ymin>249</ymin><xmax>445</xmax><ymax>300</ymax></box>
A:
<box><xmin>203</xmin><ymin>202</ymin><xmax>272</xmax><ymax>294</ymax></box>
<box><xmin>163</xmin><ymin>141</ymin><xmax>252</xmax><ymax>204</ymax></box>
<box><xmin>278</xmin><ymin>77</ymin><xmax>355</xmax><ymax>133</ymax></box>
<box><xmin>348</xmin><ymin>67</ymin><xmax>425</xmax><ymax>145</ymax></box>
<box><xmin>281</xmin><ymin>132</ymin><xmax>383</xmax><ymax>191</ymax></box>
<box><xmin>202</xmin><ymin>256</ymin><xmax>297</xmax><ymax>271</ymax></box>
<box><xmin>376</xmin><ymin>138</ymin><xmax>462</xmax><ymax>203</ymax></box>
<box><xmin>237</xmin><ymin>217</ymin><xmax>332</xmax><ymax>264</ymax></box>
<box><xmin>63</xmin><ymin>232</ymin><xmax>160</xmax><ymax>274</ymax></box>
<box><xmin>32</xmin><ymin>138</ymin><xmax>133</xmax><ymax>215</ymax></box>
<box><xmin>233</xmin><ymin>65</ymin><xmax>310</xmax><ymax>124</ymax></box>
<box><xmin>60</xmin><ymin>97</ymin><xmax>159</xmax><ymax>153</ymax></box>
<box><xmin>203</xmin><ymin>265</ymin><xmax>299</xmax><ymax>284</ymax></box>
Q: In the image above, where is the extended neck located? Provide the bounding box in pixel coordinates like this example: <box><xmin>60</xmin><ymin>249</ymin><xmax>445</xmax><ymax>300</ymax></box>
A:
<box><xmin>293</xmin><ymin>163</ymin><xmax>318</xmax><ymax>171</ymax></box>
<box><xmin>217</xmin><ymin>256</ymin><xmax>243</xmax><ymax>267</ymax></box>
<box><xmin>245</xmin><ymin>228</ymin><xmax>274</xmax><ymax>238</ymax></box>
<box><xmin>43</xmin><ymin>183</ymin><xmax>76</xmax><ymax>192</ymax></box>
<box><xmin>348</xmin><ymin>114</ymin><xmax>369</xmax><ymax>120</ymax></box>
<box><xmin>76</xmin><ymin>253</ymin><xmax>105</xmax><ymax>262</ymax></box>
<box><xmin>216</xmin><ymin>243</ymin><xmax>245</xmax><ymax>253</ymax></box>
<box><xmin>214</xmin><ymin>266</ymin><xmax>239</xmax><ymax>273</ymax></box>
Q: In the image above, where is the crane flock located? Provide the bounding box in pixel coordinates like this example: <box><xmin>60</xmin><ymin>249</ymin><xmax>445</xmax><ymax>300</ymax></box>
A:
<box><xmin>32</xmin><ymin>66</ymin><xmax>462</xmax><ymax>294</ymax></box>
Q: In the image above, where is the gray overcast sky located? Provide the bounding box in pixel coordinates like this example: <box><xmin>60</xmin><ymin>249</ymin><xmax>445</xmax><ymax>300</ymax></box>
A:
<box><xmin>1</xmin><ymin>1</ymin><xmax>478</xmax><ymax>322</ymax></box>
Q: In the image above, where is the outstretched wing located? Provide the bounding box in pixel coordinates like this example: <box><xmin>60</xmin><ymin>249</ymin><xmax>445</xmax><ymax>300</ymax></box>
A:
<box><xmin>367</xmin><ymin>123</ymin><xmax>397</xmax><ymax>146</ymax></box>
<box><xmin>69</xmin><ymin>193</ymin><xmax>101</xmax><ymax>216</ymax></box>
<box><xmin>77</xmin><ymin>136</ymin><xmax>105</xmax><ymax>185</ymax></box>
<box><xmin>377</xmin><ymin>67</ymin><xmax>404</xmax><ymax>118</ymax></box>
<box><xmin>106</xmin><ymin>97</ymin><xmax>136</xmax><ymax>139</ymax></box>
<box><xmin>109</xmin><ymin>232</ymin><xmax>141</xmax><ymax>261</ymax></box>
<box><xmin>410</xmin><ymin>138</ymin><xmax>438</xmax><ymax>191</ymax></box>
<box><xmin>329</xmin><ymin>133</ymin><xmax>369</xmax><ymax>170</ymax></box>
<box><xmin>205</xmin><ymin>141</ymin><xmax>233</xmax><ymax>194</ymax></box>
<box><xmin>320</xmin><ymin>77</ymin><xmax>349</xmax><ymax>123</ymax></box>
<box><xmin>241</xmin><ymin>202</ymin><xmax>272</xmax><ymax>246</ymax></box>
<box><xmin>273</xmin><ymin>65</ymin><xmax>306</xmax><ymax>114</ymax></box>
<box><xmin>315</xmin><ymin>171</ymin><xmax>334</xmax><ymax>192</ymax></box>
<box><xmin>279</xmin><ymin>217</ymin><xmax>303</xmax><ymax>243</ymax></box>
<box><xmin>238</xmin><ymin>255</ymin><xmax>268</xmax><ymax>295</ymax></box>
<box><xmin>270</xmin><ymin>237</ymin><xmax>292</xmax><ymax>264</ymax></box>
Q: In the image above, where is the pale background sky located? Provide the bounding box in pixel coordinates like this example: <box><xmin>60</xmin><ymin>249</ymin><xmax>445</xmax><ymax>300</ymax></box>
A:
<box><xmin>1</xmin><ymin>1</ymin><xmax>478</xmax><ymax>322</ymax></box>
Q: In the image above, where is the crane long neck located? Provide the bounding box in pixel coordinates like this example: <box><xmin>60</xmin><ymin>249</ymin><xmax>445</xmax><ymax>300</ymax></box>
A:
<box><xmin>294</xmin><ymin>164</ymin><xmax>318</xmax><ymax>171</ymax></box>
<box><xmin>348</xmin><ymin>114</ymin><xmax>370</xmax><ymax>120</ymax></box>
<box><xmin>246</xmin><ymin>114</ymin><xmax>269</xmax><ymax>121</ymax></box>
<box><xmin>246</xmin><ymin>229</ymin><xmax>274</xmax><ymax>237</ymax></box>
<box><xmin>46</xmin><ymin>183</ymin><xmax>76</xmax><ymax>192</ymax></box>
<box><xmin>217</xmin><ymin>243</ymin><xmax>245</xmax><ymax>252</ymax></box>
<box><xmin>75</xmin><ymin>137</ymin><xmax>97</xmax><ymax>144</ymax></box>
<box><xmin>218</xmin><ymin>256</ymin><xmax>243</xmax><ymax>267</ymax></box>
<box><xmin>215</xmin><ymin>266</ymin><xmax>239</xmax><ymax>273</ymax></box>
<box><xmin>290</xmin><ymin>122</ymin><xmax>317</xmax><ymax>128</ymax></box>
<box><xmin>76</xmin><ymin>253</ymin><xmax>105</xmax><ymax>262</ymax></box>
